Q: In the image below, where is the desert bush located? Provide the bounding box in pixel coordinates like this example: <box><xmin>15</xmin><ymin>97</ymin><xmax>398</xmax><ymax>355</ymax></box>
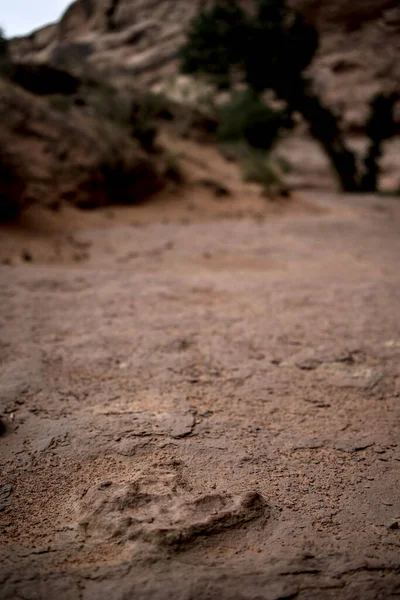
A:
<box><xmin>361</xmin><ymin>92</ymin><xmax>398</xmax><ymax>192</ymax></box>
<box><xmin>181</xmin><ymin>0</ymin><xmax>398</xmax><ymax>193</ymax></box>
<box><xmin>217</xmin><ymin>89</ymin><xmax>293</xmax><ymax>150</ymax></box>
<box><xmin>76</xmin><ymin>121</ymin><xmax>165</xmax><ymax>208</ymax></box>
<box><xmin>99</xmin><ymin>156</ymin><xmax>163</xmax><ymax>205</ymax></box>
<box><xmin>241</xmin><ymin>147</ymin><xmax>288</xmax><ymax>196</ymax></box>
<box><xmin>162</xmin><ymin>150</ymin><xmax>185</xmax><ymax>184</ymax></box>
<box><xmin>180</xmin><ymin>2</ymin><xmax>248</xmax><ymax>87</ymax></box>
<box><xmin>215</xmin><ymin>90</ymin><xmax>292</xmax><ymax>195</ymax></box>
<box><xmin>71</xmin><ymin>150</ymin><xmax>164</xmax><ymax>209</ymax></box>
<box><xmin>130</xmin><ymin>93</ymin><xmax>160</xmax><ymax>153</ymax></box>
<box><xmin>78</xmin><ymin>81</ymin><xmax>162</xmax><ymax>153</ymax></box>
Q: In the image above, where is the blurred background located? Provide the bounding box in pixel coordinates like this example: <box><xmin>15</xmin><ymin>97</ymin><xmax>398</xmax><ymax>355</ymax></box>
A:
<box><xmin>2</xmin><ymin>4</ymin><xmax>400</xmax><ymax>598</ymax></box>
<box><xmin>0</xmin><ymin>0</ymin><xmax>399</xmax><ymax>242</ymax></box>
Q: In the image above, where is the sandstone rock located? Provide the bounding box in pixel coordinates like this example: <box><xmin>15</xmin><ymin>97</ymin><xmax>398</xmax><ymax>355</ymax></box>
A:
<box><xmin>79</xmin><ymin>480</ymin><xmax>270</xmax><ymax>547</ymax></box>
<box><xmin>9</xmin><ymin>0</ymin><xmax>400</xmax><ymax>130</ymax></box>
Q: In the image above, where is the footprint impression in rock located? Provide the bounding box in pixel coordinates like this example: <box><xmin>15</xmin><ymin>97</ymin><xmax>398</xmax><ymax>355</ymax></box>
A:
<box><xmin>79</xmin><ymin>481</ymin><xmax>270</xmax><ymax>547</ymax></box>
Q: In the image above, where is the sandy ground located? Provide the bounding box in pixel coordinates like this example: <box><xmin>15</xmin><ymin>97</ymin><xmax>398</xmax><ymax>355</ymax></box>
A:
<box><xmin>1</xmin><ymin>162</ymin><xmax>400</xmax><ymax>600</ymax></box>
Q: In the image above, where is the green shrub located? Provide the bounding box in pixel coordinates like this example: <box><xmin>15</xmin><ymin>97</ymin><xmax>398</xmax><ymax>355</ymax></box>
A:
<box><xmin>361</xmin><ymin>92</ymin><xmax>398</xmax><ymax>192</ymax></box>
<box><xmin>180</xmin><ymin>0</ymin><xmax>318</xmax><ymax>93</ymax></box>
<box><xmin>130</xmin><ymin>96</ymin><xmax>159</xmax><ymax>153</ymax></box>
<box><xmin>78</xmin><ymin>82</ymin><xmax>162</xmax><ymax>153</ymax></box>
<box><xmin>162</xmin><ymin>150</ymin><xmax>185</xmax><ymax>184</ymax></box>
<box><xmin>95</xmin><ymin>124</ymin><xmax>165</xmax><ymax>205</ymax></box>
<box><xmin>180</xmin><ymin>1</ymin><xmax>248</xmax><ymax>87</ymax></box>
<box><xmin>242</xmin><ymin>148</ymin><xmax>285</xmax><ymax>195</ymax></box>
<box><xmin>73</xmin><ymin>149</ymin><xmax>164</xmax><ymax>209</ymax></box>
<box><xmin>181</xmin><ymin>0</ymin><xmax>398</xmax><ymax>193</ymax></box>
<box><xmin>217</xmin><ymin>90</ymin><xmax>293</xmax><ymax>150</ymax></box>
<box><xmin>130</xmin><ymin>91</ymin><xmax>177</xmax><ymax>151</ymax></box>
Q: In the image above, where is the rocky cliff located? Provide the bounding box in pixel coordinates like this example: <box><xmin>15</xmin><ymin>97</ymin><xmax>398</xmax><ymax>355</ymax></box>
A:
<box><xmin>10</xmin><ymin>0</ymin><xmax>400</xmax><ymax>128</ymax></box>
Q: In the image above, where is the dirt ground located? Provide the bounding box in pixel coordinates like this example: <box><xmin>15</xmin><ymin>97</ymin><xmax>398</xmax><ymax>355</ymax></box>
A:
<box><xmin>1</xmin><ymin>142</ymin><xmax>400</xmax><ymax>599</ymax></box>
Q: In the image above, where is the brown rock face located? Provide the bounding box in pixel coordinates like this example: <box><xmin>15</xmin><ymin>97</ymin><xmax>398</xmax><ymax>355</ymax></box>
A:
<box><xmin>293</xmin><ymin>0</ymin><xmax>398</xmax><ymax>26</ymax></box>
<box><xmin>10</xmin><ymin>0</ymin><xmax>400</xmax><ymax>129</ymax></box>
<box><xmin>294</xmin><ymin>0</ymin><xmax>400</xmax><ymax>127</ymax></box>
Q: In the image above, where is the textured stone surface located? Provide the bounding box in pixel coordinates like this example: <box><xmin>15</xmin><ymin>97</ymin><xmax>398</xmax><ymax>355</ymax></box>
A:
<box><xmin>1</xmin><ymin>189</ymin><xmax>400</xmax><ymax>598</ymax></box>
<box><xmin>10</xmin><ymin>0</ymin><xmax>400</xmax><ymax>127</ymax></box>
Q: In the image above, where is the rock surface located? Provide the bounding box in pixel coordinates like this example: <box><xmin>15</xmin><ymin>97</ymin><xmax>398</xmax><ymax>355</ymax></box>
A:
<box><xmin>1</xmin><ymin>188</ymin><xmax>400</xmax><ymax>598</ymax></box>
<box><xmin>10</xmin><ymin>0</ymin><xmax>400</xmax><ymax>128</ymax></box>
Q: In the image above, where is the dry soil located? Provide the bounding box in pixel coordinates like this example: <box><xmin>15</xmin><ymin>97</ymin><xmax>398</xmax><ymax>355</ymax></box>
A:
<box><xmin>1</xmin><ymin>179</ymin><xmax>400</xmax><ymax>599</ymax></box>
